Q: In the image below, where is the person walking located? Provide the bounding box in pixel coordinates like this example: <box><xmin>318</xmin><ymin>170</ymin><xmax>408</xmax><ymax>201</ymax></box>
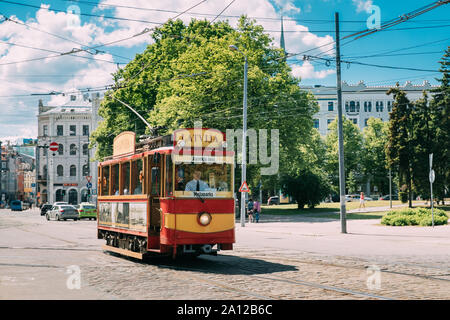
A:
<box><xmin>359</xmin><ymin>192</ymin><xmax>366</xmax><ymax>210</ymax></box>
<box><xmin>247</xmin><ymin>198</ymin><xmax>254</xmax><ymax>223</ymax></box>
<box><xmin>253</xmin><ymin>199</ymin><xmax>261</xmax><ymax>223</ymax></box>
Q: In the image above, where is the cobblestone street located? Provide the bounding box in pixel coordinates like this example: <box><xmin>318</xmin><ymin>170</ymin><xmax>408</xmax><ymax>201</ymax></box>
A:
<box><xmin>1</xmin><ymin>208</ymin><xmax>449</xmax><ymax>300</ymax></box>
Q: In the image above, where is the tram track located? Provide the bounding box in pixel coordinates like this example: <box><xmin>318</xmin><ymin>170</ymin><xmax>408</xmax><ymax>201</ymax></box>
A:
<box><xmin>151</xmin><ymin>258</ymin><xmax>395</xmax><ymax>300</ymax></box>
<box><xmin>231</xmin><ymin>251</ymin><xmax>450</xmax><ymax>283</ymax></box>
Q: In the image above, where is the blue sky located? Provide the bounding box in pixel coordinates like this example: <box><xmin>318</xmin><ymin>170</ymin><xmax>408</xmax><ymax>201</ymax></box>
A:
<box><xmin>0</xmin><ymin>0</ymin><xmax>449</xmax><ymax>140</ymax></box>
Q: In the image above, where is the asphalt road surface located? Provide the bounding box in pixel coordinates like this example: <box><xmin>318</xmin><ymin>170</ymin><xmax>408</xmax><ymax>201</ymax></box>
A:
<box><xmin>1</xmin><ymin>208</ymin><xmax>449</xmax><ymax>300</ymax></box>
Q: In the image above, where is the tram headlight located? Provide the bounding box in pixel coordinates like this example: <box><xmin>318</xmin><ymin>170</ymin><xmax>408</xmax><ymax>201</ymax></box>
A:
<box><xmin>198</xmin><ymin>212</ymin><xmax>212</xmax><ymax>226</ymax></box>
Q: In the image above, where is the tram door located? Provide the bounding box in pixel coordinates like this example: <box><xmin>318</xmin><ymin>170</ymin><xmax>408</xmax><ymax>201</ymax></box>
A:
<box><xmin>149</xmin><ymin>153</ymin><xmax>162</xmax><ymax>234</ymax></box>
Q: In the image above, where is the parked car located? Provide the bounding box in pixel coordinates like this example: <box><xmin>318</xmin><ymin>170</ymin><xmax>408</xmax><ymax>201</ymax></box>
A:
<box><xmin>40</xmin><ymin>204</ymin><xmax>53</xmax><ymax>216</ymax></box>
<box><xmin>267</xmin><ymin>196</ymin><xmax>280</xmax><ymax>205</ymax></box>
<box><xmin>76</xmin><ymin>203</ymin><xmax>97</xmax><ymax>220</ymax></box>
<box><xmin>53</xmin><ymin>202</ymin><xmax>69</xmax><ymax>206</ymax></box>
<box><xmin>10</xmin><ymin>200</ymin><xmax>23</xmax><ymax>211</ymax></box>
<box><xmin>380</xmin><ymin>194</ymin><xmax>398</xmax><ymax>200</ymax></box>
<box><xmin>46</xmin><ymin>205</ymin><xmax>79</xmax><ymax>221</ymax></box>
<box><xmin>345</xmin><ymin>194</ymin><xmax>373</xmax><ymax>202</ymax></box>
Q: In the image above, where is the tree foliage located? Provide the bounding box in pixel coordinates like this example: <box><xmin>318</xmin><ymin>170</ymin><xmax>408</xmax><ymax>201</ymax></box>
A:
<box><xmin>90</xmin><ymin>17</ymin><xmax>319</xmax><ymax>195</ymax></box>
<box><xmin>324</xmin><ymin>117</ymin><xmax>363</xmax><ymax>193</ymax></box>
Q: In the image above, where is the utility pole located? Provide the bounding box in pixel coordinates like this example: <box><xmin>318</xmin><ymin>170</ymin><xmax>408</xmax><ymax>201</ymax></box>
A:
<box><xmin>335</xmin><ymin>12</ymin><xmax>347</xmax><ymax>233</ymax></box>
<box><xmin>389</xmin><ymin>168</ymin><xmax>392</xmax><ymax>209</ymax></box>
<box><xmin>229</xmin><ymin>44</ymin><xmax>248</xmax><ymax>228</ymax></box>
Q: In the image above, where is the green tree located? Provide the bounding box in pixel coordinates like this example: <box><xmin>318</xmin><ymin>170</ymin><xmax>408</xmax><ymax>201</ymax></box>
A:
<box><xmin>281</xmin><ymin>169</ymin><xmax>331</xmax><ymax>209</ymax></box>
<box><xmin>409</xmin><ymin>92</ymin><xmax>433</xmax><ymax>200</ymax></box>
<box><xmin>91</xmin><ymin>17</ymin><xmax>318</xmax><ymax>194</ymax></box>
<box><xmin>325</xmin><ymin>117</ymin><xmax>364</xmax><ymax>193</ymax></box>
<box><xmin>429</xmin><ymin>46</ymin><xmax>450</xmax><ymax>204</ymax></box>
<box><xmin>362</xmin><ymin>117</ymin><xmax>390</xmax><ymax>195</ymax></box>
<box><xmin>386</xmin><ymin>87</ymin><xmax>413</xmax><ymax>207</ymax></box>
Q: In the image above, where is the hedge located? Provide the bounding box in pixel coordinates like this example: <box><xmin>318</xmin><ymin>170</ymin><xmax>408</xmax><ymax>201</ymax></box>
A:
<box><xmin>381</xmin><ymin>208</ymin><xmax>448</xmax><ymax>226</ymax></box>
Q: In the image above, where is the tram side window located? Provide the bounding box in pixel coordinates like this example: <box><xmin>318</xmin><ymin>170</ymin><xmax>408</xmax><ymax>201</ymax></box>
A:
<box><xmin>151</xmin><ymin>167</ymin><xmax>161</xmax><ymax>196</ymax></box>
<box><xmin>101</xmin><ymin>165</ymin><xmax>109</xmax><ymax>196</ymax></box>
<box><xmin>131</xmin><ymin>159</ymin><xmax>143</xmax><ymax>195</ymax></box>
<box><xmin>121</xmin><ymin>161</ymin><xmax>130</xmax><ymax>195</ymax></box>
<box><xmin>111</xmin><ymin>164</ymin><xmax>119</xmax><ymax>195</ymax></box>
<box><xmin>165</xmin><ymin>156</ymin><xmax>173</xmax><ymax>196</ymax></box>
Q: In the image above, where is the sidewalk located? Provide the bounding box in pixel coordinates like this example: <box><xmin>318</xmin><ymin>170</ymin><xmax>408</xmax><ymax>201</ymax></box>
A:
<box><xmin>347</xmin><ymin>202</ymin><xmax>428</xmax><ymax>214</ymax></box>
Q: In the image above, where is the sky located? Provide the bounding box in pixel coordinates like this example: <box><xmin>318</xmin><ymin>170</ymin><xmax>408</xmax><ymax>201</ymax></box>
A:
<box><xmin>0</xmin><ymin>0</ymin><xmax>449</xmax><ymax>142</ymax></box>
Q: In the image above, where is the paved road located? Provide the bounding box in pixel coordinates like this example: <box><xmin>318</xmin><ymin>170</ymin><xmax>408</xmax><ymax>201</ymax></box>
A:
<box><xmin>0</xmin><ymin>208</ymin><xmax>449</xmax><ymax>300</ymax></box>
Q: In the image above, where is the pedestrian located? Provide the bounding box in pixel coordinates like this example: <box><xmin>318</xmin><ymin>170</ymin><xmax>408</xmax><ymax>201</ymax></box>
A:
<box><xmin>359</xmin><ymin>192</ymin><xmax>365</xmax><ymax>210</ymax></box>
<box><xmin>247</xmin><ymin>198</ymin><xmax>254</xmax><ymax>223</ymax></box>
<box><xmin>253</xmin><ymin>199</ymin><xmax>261</xmax><ymax>223</ymax></box>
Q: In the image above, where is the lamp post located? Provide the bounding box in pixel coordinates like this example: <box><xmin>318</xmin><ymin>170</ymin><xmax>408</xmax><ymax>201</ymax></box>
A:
<box><xmin>229</xmin><ymin>44</ymin><xmax>248</xmax><ymax>228</ymax></box>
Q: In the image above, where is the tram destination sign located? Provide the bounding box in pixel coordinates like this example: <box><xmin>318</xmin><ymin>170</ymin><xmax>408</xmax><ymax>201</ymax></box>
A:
<box><xmin>173</xmin><ymin>128</ymin><xmax>225</xmax><ymax>149</ymax></box>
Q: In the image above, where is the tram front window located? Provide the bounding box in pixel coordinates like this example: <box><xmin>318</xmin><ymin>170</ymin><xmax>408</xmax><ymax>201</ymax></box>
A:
<box><xmin>175</xmin><ymin>163</ymin><xmax>232</xmax><ymax>193</ymax></box>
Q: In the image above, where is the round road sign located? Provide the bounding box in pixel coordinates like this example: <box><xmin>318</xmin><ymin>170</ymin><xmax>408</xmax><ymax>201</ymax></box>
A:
<box><xmin>49</xmin><ymin>142</ymin><xmax>59</xmax><ymax>152</ymax></box>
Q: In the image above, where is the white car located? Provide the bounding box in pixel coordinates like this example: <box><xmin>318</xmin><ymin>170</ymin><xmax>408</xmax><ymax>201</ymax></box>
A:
<box><xmin>46</xmin><ymin>204</ymin><xmax>79</xmax><ymax>221</ymax></box>
<box><xmin>53</xmin><ymin>201</ymin><xmax>69</xmax><ymax>206</ymax></box>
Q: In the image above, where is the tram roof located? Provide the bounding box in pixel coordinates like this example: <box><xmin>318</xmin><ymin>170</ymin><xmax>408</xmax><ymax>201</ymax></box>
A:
<box><xmin>100</xmin><ymin>146</ymin><xmax>234</xmax><ymax>165</ymax></box>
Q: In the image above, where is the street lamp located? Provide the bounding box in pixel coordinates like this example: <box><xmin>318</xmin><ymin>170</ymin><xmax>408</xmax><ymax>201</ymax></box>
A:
<box><xmin>229</xmin><ymin>44</ymin><xmax>248</xmax><ymax>228</ymax></box>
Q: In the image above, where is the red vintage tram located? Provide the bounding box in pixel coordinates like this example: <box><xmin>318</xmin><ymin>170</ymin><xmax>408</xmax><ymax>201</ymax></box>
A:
<box><xmin>97</xmin><ymin>128</ymin><xmax>235</xmax><ymax>259</ymax></box>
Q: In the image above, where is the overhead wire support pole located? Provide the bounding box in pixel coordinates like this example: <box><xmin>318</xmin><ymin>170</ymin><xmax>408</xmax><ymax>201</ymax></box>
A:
<box><xmin>335</xmin><ymin>12</ymin><xmax>347</xmax><ymax>234</ymax></box>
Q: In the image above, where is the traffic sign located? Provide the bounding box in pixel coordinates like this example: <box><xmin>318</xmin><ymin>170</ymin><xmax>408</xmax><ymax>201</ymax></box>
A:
<box><xmin>49</xmin><ymin>142</ymin><xmax>58</xmax><ymax>152</ymax></box>
<box><xmin>429</xmin><ymin>170</ymin><xmax>435</xmax><ymax>183</ymax></box>
<box><xmin>239</xmin><ymin>181</ymin><xmax>250</xmax><ymax>193</ymax></box>
<box><xmin>86</xmin><ymin>176</ymin><xmax>92</xmax><ymax>182</ymax></box>
<box><xmin>86</xmin><ymin>182</ymin><xmax>92</xmax><ymax>189</ymax></box>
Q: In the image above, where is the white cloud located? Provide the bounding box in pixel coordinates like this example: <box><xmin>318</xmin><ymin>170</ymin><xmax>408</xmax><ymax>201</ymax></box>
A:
<box><xmin>291</xmin><ymin>61</ymin><xmax>335</xmax><ymax>79</ymax></box>
<box><xmin>352</xmin><ymin>0</ymin><xmax>373</xmax><ymax>13</ymax></box>
<box><xmin>0</xmin><ymin>0</ymin><xmax>336</xmax><ymax>138</ymax></box>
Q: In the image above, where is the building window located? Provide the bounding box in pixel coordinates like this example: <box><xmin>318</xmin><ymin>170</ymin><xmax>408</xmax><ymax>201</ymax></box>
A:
<box><xmin>328</xmin><ymin>102</ymin><xmax>334</xmax><ymax>111</ymax></box>
<box><xmin>57</xmin><ymin>165</ymin><xmax>64</xmax><ymax>177</ymax></box>
<box><xmin>70</xmin><ymin>144</ymin><xmax>77</xmax><ymax>155</ymax></box>
<box><xmin>82</xmin><ymin>125</ymin><xmax>89</xmax><ymax>136</ymax></box>
<box><xmin>57</xmin><ymin>125</ymin><xmax>63</xmax><ymax>136</ymax></box>
<box><xmin>313</xmin><ymin>119</ymin><xmax>319</xmax><ymax>129</ymax></box>
<box><xmin>43</xmin><ymin>125</ymin><xmax>48</xmax><ymax>136</ymax></box>
<box><xmin>69</xmin><ymin>125</ymin><xmax>76</xmax><ymax>136</ymax></box>
<box><xmin>349</xmin><ymin>101</ymin><xmax>356</xmax><ymax>112</ymax></box>
<box><xmin>387</xmin><ymin>101</ymin><xmax>392</xmax><ymax>112</ymax></box>
<box><xmin>356</xmin><ymin>101</ymin><xmax>360</xmax><ymax>112</ymax></box>
<box><xmin>351</xmin><ymin>118</ymin><xmax>357</xmax><ymax>125</ymax></box>
<box><xmin>365</xmin><ymin>118</ymin><xmax>369</xmax><ymax>126</ymax></box>
<box><xmin>368</xmin><ymin>101</ymin><xmax>372</xmax><ymax>112</ymax></box>
<box><xmin>58</xmin><ymin>144</ymin><xmax>64</xmax><ymax>155</ymax></box>
<box><xmin>327</xmin><ymin>119</ymin><xmax>333</xmax><ymax>127</ymax></box>
<box><xmin>83</xmin><ymin>144</ymin><xmax>88</xmax><ymax>156</ymax></box>
<box><xmin>345</xmin><ymin>102</ymin><xmax>349</xmax><ymax>112</ymax></box>
<box><xmin>70</xmin><ymin>165</ymin><xmax>76</xmax><ymax>177</ymax></box>
<box><xmin>379</xmin><ymin>101</ymin><xmax>384</xmax><ymax>112</ymax></box>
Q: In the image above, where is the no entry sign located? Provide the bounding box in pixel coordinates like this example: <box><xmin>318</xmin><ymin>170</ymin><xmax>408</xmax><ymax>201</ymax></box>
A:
<box><xmin>49</xmin><ymin>142</ymin><xmax>58</xmax><ymax>152</ymax></box>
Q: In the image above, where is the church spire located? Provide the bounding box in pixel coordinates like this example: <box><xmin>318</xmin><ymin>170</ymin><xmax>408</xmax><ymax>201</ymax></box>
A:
<box><xmin>280</xmin><ymin>15</ymin><xmax>286</xmax><ymax>57</ymax></box>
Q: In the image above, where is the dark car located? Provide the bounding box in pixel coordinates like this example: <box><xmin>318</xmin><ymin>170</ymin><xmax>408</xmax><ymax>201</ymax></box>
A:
<box><xmin>380</xmin><ymin>194</ymin><xmax>398</xmax><ymax>200</ymax></box>
<box><xmin>40</xmin><ymin>204</ymin><xmax>53</xmax><ymax>216</ymax></box>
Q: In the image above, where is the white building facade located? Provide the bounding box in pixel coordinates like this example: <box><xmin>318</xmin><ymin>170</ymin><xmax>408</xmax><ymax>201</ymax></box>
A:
<box><xmin>304</xmin><ymin>81</ymin><xmax>435</xmax><ymax>136</ymax></box>
<box><xmin>36</xmin><ymin>93</ymin><xmax>101</xmax><ymax>205</ymax></box>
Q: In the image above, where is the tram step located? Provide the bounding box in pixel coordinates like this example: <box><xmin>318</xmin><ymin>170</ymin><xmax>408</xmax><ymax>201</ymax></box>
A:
<box><xmin>102</xmin><ymin>245</ymin><xmax>144</xmax><ymax>260</ymax></box>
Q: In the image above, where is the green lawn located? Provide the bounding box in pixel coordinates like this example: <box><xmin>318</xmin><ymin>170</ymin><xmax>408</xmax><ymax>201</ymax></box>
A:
<box><xmin>260</xmin><ymin>201</ymin><xmax>449</xmax><ymax>220</ymax></box>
